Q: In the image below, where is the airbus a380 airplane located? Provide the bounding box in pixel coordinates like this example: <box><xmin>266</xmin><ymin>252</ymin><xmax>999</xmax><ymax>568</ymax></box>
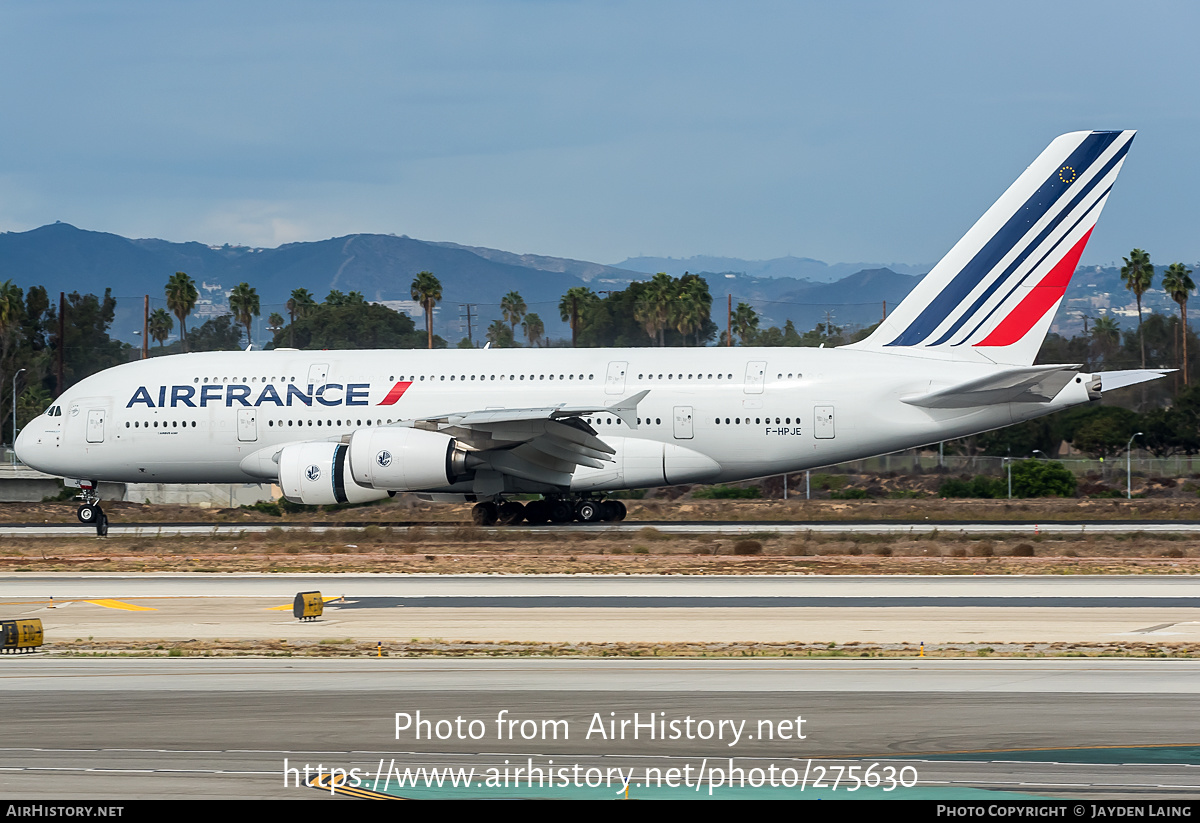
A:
<box><xmin>16</xmin><ymin>130</ymin><xmax>1165</xmax><ymax>527</ymax></box>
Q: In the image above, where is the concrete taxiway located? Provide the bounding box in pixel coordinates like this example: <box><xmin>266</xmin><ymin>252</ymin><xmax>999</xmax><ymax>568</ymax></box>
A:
<box><xmin>4</xmin><ymin>519</ymin><xmax>1200</xmax><ymax>536</ymax></box>
<box><xmin>0</xmin><ymin>659</ymin><xmax>1197</xmax><ymax>800</ymax></box>
<box><xmin>2</xmin><ymin>574</ymin><xmax>1200</xmax><ymax>644</ymax></box>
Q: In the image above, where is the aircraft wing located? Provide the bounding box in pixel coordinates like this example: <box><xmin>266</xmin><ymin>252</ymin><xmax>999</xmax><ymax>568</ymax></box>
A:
<box><xmin>404</xmin><ymin>390</ymin><xmax>650</xmax><ymax>487</ymax></box>
<box><xmin>901</xmin><ymin>366</ymin><xmax>1082</xmax><ymax>409</ymax></box>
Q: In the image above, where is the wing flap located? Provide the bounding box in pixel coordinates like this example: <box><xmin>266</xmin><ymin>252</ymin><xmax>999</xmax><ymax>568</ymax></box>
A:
<box><xmin>399</xmin><ymin>390</ymin><xmax>648</xmax><ymax>488</ymax></box>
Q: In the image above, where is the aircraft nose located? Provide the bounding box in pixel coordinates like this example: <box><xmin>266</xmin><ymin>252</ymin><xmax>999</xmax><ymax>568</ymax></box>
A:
<box><xmin>14</xmin><ymin>422</ymin><xmax>40</xmax><ymax>468</ymax></box>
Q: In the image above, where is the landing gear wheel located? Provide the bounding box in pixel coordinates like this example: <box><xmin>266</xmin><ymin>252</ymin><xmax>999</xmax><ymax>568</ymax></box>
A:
<box><xmin>497</xmin><ymin>501</ymin><xmax>525</xmax><ymax>525</ymax></box>
<box><xmin>471</xmin><ymin>501</ymin><xmax>498</xmax><ymax>526</ymax></box>
<box><xmin>574</xmin><ymin>500</ymin><xmax>602</xmax><ymax>523</ymax></box>
<box><xmin>549</xmin><ymin>500</ymin><xmax>574</xmax><ymax>524</ymax></box>
<box><xmin>524</xmin><ymin>500</ymin><xmax>550</xmax><ymax>525</ymax></box>
<box><xmin>77</xmin><ymin>504</ymin><xmax>99</xmax><ymax>524</ymax></box>
<box><xmin>599</xmin><ymin>501</ymin><xmax>625</xmax><ymax>522</ymax></box>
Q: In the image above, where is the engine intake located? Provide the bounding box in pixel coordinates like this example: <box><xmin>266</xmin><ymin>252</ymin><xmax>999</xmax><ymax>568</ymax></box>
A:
<box><xmin>278</xmin><ymin>441</ymin><xmax>391</xmax><ymax>506</ymax></box>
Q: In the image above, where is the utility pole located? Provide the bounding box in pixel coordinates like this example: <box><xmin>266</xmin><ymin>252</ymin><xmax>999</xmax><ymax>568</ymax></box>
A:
<box><xmin>458</xmin><ymin>304</ymin><xmax>477</xmax><ymax>345</ymax></box>
<box><xmin>727</xmin><ymin>294</ymin><xmax>732</xmax><ymax>346</ymax></box>
<box><xmin>142</xmin><ymin>295</ymin><xmax>149</xmax><ymax>360</ymax></box>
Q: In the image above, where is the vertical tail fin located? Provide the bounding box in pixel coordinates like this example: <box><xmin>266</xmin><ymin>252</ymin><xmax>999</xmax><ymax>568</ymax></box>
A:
<box><xmin>850</xmin><ymin>130</ymin><xmax>1135</xmax><ymax>365</ymax></box>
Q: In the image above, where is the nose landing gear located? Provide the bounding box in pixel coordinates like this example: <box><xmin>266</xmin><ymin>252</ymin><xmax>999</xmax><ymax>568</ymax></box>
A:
<box><xmin>74</xmin><ymin>483</ymin><xmax>107</xmax><ymax>536</ymax></box>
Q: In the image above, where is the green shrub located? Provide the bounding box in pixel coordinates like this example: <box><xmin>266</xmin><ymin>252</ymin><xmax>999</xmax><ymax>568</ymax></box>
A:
<box><xmin>242</xmin><ymin>500</ymin><xmax>282</xmax><ymax>517</ymax></box>
<box><xmin>1010</xmin><ymin>459</ymin><xmax>1077</xmax><ymax>498</ymax></box>
<box><xmin>733</xmin><ymin>540</ymin><xmax>763</xmax><ymax>556</ymax></box>
<box><xmin>810</xmin><ymin>473</ymin><xmax>848</xmax><ymax>491</ymax></box>
<box><xmin>692</xmin><ymin>485</ymin><xmax>761</xmax><ymax>499</ymax></box>
<box><xmin>939</xmin><ymin>475</ymin><xmax>1006</xmax><ymax>498</ymax></box>
<box><xmin>830</xmin><ymin>488</ymin><xmax>869</xmax><ymax>499</ymax></box>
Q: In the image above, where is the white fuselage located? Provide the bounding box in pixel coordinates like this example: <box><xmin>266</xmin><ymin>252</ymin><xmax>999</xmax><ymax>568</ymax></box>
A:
<box><xmin>16</xmin><ymin>346</ymin><xmax>1094</xmax><ymax>492</ymax></box>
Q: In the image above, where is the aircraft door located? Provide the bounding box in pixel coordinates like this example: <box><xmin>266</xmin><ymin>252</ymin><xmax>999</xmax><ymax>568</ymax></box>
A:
<box><xmin>85</xmin><ymin>409</ymin><xmax>105</xmax><ymax>443</ymax></box>
<box><xmin>744</xmin><ymin>361</ymin><xmax>765</xmax><ymax>394</ymax></box>
<box><xmin>605</xmin><ymin>361</ymin><xmax>628</xmax><ymax>395</ymax></box>
<box><xmin>237</xmin><ymin>408</ymin><xmax>258</xmax><ymax>442</ymax></box>
<box><xmin>673</xmin><ymin>406</ymin><xmax>694</xmax><ymax>440</ymax></box>
<box><xmin>814</xmin><ymin>406</ymin><xmax>836</xmax><ymax>439</ymax></box>
<box><xmin>307</xmin><ymin>363</ymin><xmax>328</xmax><ymax>387</ymax></box>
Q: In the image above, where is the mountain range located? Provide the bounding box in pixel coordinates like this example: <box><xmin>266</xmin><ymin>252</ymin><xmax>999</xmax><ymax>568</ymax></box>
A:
<box><xmin>2</xmin><ymin>222</ymin><xmax>1187</xmax><ymax>346</ymax></box>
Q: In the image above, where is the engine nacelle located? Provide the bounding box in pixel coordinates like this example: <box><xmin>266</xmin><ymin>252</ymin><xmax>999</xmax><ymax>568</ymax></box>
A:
<box><xmin>570</xmin><ymin>436</ymin><xmax>721</xmax><ymax>492</ymax></box>
<box><xmin>278</xmin><ymin>441</ymin><xmax>392</xmax><ymax>506</ymax></box>
<box><xmin>347</xmin><ymin>427</ymin><xmax>469</xmax><ymax>491</ymax></box>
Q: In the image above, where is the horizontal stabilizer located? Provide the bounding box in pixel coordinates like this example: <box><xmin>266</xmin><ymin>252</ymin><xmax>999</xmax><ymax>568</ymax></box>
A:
<box><xmin>902</xmin><ymin>365</ymin><xmax>1080</xmax><ymax>409</ymax></box>
<box><xmin>1097</xmin><ymin>369</ymin><xmax>1172</xmax><ymax>392</ymax></box>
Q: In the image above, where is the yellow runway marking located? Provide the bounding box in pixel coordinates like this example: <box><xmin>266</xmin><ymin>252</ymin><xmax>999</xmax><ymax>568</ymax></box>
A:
<box><xmin>308</xmin><ymin>771</ymin><xmax>399</xmax><ymax>799</ymax></box>
<box><xmin>83</xmin><ymin>599</ymin><xmax>157</xmax><ymax>611</ymax></box>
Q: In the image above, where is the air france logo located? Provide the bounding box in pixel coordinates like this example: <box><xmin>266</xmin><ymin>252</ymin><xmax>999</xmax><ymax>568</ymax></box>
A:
<box><xmin>126</xmin><ymin>381</ymin><xmax>412</xmax><ymax>409</ymax></box>
<box><xmin>305</xmin><ymin>465</ymin><xmax>321</xmax><ymax>482</ymax></box>
<box><xmin>376</xmin><ymin>450</ymin><xmax>392</xmax><ymax>468</ymax></box>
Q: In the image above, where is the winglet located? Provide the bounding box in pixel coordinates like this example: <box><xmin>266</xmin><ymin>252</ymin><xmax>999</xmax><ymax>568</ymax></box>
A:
<box><xmin>1096</xmin><ymin>369</ymin><xmax>1172</xmax><ymax>392</ymax></box>
<box><xmin>607</xmin><ymin>390</ymin><xmax>650</xmax><ymax>429</ymax></box>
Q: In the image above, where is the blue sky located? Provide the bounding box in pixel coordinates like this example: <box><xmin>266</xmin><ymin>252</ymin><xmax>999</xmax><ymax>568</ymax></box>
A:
<box><xmin>0</xmin><ymin>1</ymin><xmax>1194</xmax><ymax>269</ymax></box>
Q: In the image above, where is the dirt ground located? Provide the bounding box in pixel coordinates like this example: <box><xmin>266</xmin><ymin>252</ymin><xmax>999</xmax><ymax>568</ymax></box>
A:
<box><xmin>0</xmin><ymin>517</ymin><xmax>1197</xmax><ymax>574</ymax></box>
<box><xmin>13</xmin><ymin>494</ymin><xmax>1200</xmax><ymax>525</ymax></box>
<box><xmin>41</xmin><ymin>638</ymin><xmax>1200</xmax><ymax>660</ymax></box>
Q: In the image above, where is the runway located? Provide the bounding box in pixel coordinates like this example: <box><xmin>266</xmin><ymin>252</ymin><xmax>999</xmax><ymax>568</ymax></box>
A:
<box><xmin>4</xmin><ymin>518</ymin><xmax>1200</xmax><ymax>536</ymax></box>
<box><xmin>4</xmin><ymin>575</ymin><xmax>1199</xmax><ymax>799</ymax></box>
<box><xmin>3</xmin><ymin>573</ymin><xmax>1200</xmax><ymax>644</ymax></box>
<box><xmin>1</xmin><ymin>659</ymin><xmax>1197</xmax><ymax>800</ymax></box>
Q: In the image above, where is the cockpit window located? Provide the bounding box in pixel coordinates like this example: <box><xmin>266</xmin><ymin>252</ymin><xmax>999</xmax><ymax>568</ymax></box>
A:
<box><xmin>45</xmin><ymin>405</ymin><xmax>61</xmax><ymax>417</ymax></box>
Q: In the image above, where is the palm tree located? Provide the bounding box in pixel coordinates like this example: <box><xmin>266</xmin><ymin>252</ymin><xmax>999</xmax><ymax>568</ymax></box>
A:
<box><xmin>1163</xmin><ymin>263</ymin><xmax>1195</xmax><ymax>384</ymax></box>
<box><xmin>672</xmin><ymin>274</ymin><xmax>712</xmax><ymax>346</ymax></box>
<box><xmin>0</xmin><ymin>281</ymin><xmax>22</xmax><ymax>379</ymax></box>
<box><xmin>521</xmin><ymin>312</ymin><xmax>545</xmax><ymax>348</ymax></box>
<box><xmin>266</xmin><ymin>312</ymin><xmax>285</xmax><ymax>343</ymax></box>
<box><xmin>148</xmin><ymin>308</ymin><xmax>173</xmax><ymax>349</ymax></box>
<box><xmin>558</xmin><ymin>287</ymin><xmax>598</xmax><ymax>347</ymax></box>
<box><xmin>1089</xmin><ymin>315</ymin><xmax>1121</xmax><ymax>366</ymax></box>
<box><xmin>485</xmin><ymin>319</ymin><xmax>514</xmax><ymax>348</ymax></box>
<box><xmin>410</xmin><ymin>271</ymin><xmax>442</xmax><ymax>349</ymax></box>
<box><xmin>285</xmin><ymin>288</ymin><xmax>315</xmax><ymax>348</ymax></box>
<box><xmin>634</xmin><ymin>273</ymin><xmax>675</xmax><ymax>346</ymax></box>
<box><xmin>500</xmin><ymin>291</ymin><xmax>527</xmax><ymax>334</ymax></box>
<box><xmin>286</xmin><ymin>288</ymin><xmax>316</xmax><ymax>323</ymax></box>
<box><xmin>1120</xmin><ymin>249</ymin><xmax>1154</xmax><ymax>368</ymax></box>
<box><xmin>228</xmin><ymin>283</ymin><xmax>260</xmax><ymax>348</ymax></box>
<box><xmin>165</xmin><ymin>272</ymin><xmax>198</xmax><ymax>352</ymax></box>
<box><xmin>732</xmin><ymin>302</ymin><xmax>759</xmax><ymax>345</ymax></box>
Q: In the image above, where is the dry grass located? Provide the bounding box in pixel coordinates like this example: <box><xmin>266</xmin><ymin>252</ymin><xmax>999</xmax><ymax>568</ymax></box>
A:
<box><xmin>14</xmin><ymin>494</ymin><xmax>1200</xmax><ymax>527</ymax></box>
<box><xmin>43</xmin><ymin>637</ymin><xmax>1200</xmax><ymax>659</ymax></box>
<box><xmin>1</xmin><ymin>526</ymin><xmax>1198</xmax><ymax>574</ymax></box>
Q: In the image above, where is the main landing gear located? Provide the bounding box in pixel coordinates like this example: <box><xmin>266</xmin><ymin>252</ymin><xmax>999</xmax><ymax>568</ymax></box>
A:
<box><xmin>471</xmin><ymin>497</ymin><xmax>627</xmax><ymax>527</ymax></box>
<box><xmin>75</xmin><ymin>483</ymin><xmax>108</xmax><ymax>537</ymax></box>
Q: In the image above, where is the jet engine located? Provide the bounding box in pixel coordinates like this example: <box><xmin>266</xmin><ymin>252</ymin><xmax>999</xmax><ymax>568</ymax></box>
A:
<box><xmin>347</xmin><ymin>427</ymin><xmax>470</xmax><ymax>491</ymax></box>
<box><xmin>278</xmin><ymin>442</ymin><xmax>392</xmax><ymax>506</ymax></box>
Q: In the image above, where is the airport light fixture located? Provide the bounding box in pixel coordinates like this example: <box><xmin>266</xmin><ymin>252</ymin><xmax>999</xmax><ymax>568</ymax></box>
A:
<box><xmin>1126</xmin><ymin>432</ymin><xmax>1143</xmax><ymax>500</ymax></box>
